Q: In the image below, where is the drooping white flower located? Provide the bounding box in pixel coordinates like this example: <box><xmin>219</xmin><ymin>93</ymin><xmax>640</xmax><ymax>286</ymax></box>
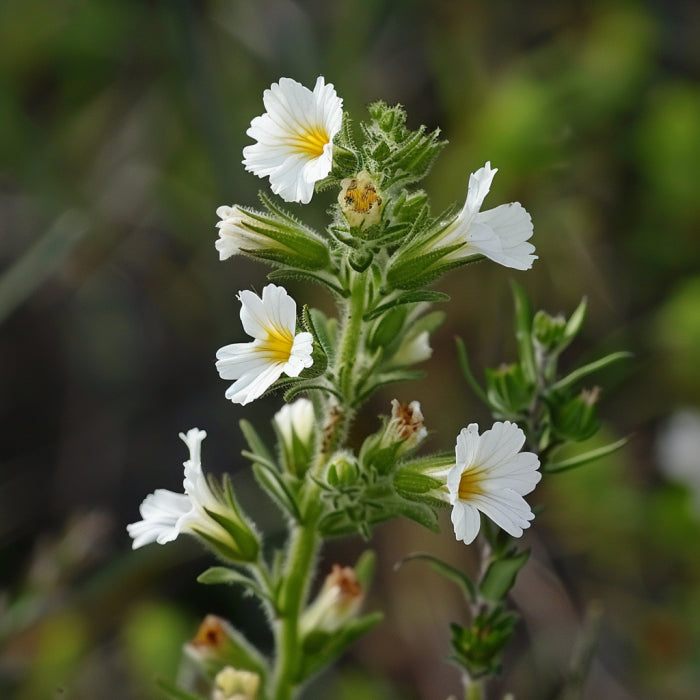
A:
<box><xmin>214</xmin><ymin>205</ymin><xmax>269</xmax><ymax>261</ymax></box>
<box><xmin>242</xmin><ymin>76</ymin><xmax>343</xmax><ymax>204</ymax></box>
<box><xmin>127</xmin><ymin>429</ymin><xmax>218</xmax><ymax>548</ymax></box>
<box><xmin>440</xmin><ymin>162</ymin><xmax>537</xmax><ymax>270</ymax></box>
<box><xmin>216</xmin><ymin>284</ymin><xmax>313</xmax><ymax>405</ymax></box>
<box><xmin>446</xmin><ymin>421</ymin><xmax>541</xmax><ymax>545</ymax></box>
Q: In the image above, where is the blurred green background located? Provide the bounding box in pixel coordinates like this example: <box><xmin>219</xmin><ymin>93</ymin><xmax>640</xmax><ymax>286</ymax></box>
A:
<box><xmin>1</xmin><ymin>0</ymin><xmax>700</xmax><ymax>698</ymax></box>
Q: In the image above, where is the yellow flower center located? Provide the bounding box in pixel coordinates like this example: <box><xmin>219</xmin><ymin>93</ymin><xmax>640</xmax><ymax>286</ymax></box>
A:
<box><xmin>287</xmin><ymin>124</ymin><xmax>330</xmax><ymax>158</ymax></box>
<box><xmin>458</xmin><ymin>468</ymin><xmax>484</xmax><ymax>500</ymax></box>
<box><xmin>259</xmin><ymin>324</ymin><xmax>295</xmax><ymax>363</ymax></box>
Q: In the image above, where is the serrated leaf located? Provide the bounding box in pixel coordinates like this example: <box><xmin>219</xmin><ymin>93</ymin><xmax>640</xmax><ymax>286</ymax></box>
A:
<box><xmin>480</xmin><ymin>549</ymin><xmax>530</xmax><ymax>602</ymax></box>
<box><xmin>397</xmin><ymin>553</ymin><xmax>476</xmax><ymax>602</ymax></box>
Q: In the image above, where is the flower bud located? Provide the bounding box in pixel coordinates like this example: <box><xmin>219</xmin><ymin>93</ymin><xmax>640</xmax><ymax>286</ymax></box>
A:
<box><xmin>184</xmin><ymin>615</ymin><xmax>266</xmax><ymax>684</ymax></box>
<box><xmin>300</xmin><ymin>564</ymin><xmax>364</xmax><ymax>636</ymax></box>
<box><xmin>212</xmin><ymin>666</ymin><xmax>260</xmax><ymax>700</ymax></box>
<box><xmin>273</xmin><ymin>399</ymin><xmax>316</xmax><ymax>476</ymax></box>
<box><xmin>549</xmin><ymin>387</ymin><xmax>601</xmax><ymax>442</ymax></box>
<box><xmin>338</xmin><ymin>171</ymin><xmax>383</xmax><ymax>228</ymax></box>
<box><xmin>532</xmin><ymin>310</ymin><xmax>567</xmax><ymax>352</ymax></box>
<box><xmin>384</xmin><ymin>400</ymin><xmax>428</xmax><ymax>454</ymax></box>
<box><xmin>326</xmin><ymin>452</ymin><xmax>360</xmax><ymax>488</ymax></box>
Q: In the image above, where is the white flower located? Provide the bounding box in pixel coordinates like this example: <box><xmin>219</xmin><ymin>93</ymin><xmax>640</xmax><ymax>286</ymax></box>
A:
<box><xmin>274</xmin><ymin>398</ymin><xmax>315</xmax><ymax>448</ymax></box>
<box><xmin>242</xmin><ymin>76</ymin><xmax>343</xmax><ymax>204</ymax></box>
<box><xmin>441</xmin><ymin>162</ymin><xmax>537</xmax><ymax>270</ymax></box>
<box><xmin>446</xmin><ymin>421</ymin><xmax>541</xmax><ymax>545</ymax></box>
<box><xmin>127</xmin><ymin>429</ymin><xmax>219</xmax><ymax>548</ymax></box>
<box><xmin>216</xmin><ymin>284</ymin><xmax>313</xmax><ymax>405</ymax></box>
<box><xmin>214</xmin><ymin>205</ymin><xmax>268</xmax><ymax>261</ymax></box>
<box><xmin>391</xmin><ymin>330</ymin><xmax>432</xmax><ymax>366</ymax></box>
<box><xmin>212</xmin><ymin>666</ymin><xmax>260</xmax><ymax>700</ymax></box>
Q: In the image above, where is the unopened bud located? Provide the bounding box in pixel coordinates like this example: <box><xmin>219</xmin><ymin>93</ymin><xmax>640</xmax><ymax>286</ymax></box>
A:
<box><xmin>327</xmin><ymin>452</ymin><xmax>360</xmax><ymax>487</ymax></box>
<box><xmin>385</xmin><ymin>400</ymin><xmax>428</xmax><ymax>454</ymax></box>
<box><xmin>300</xmin><ymin>564</ymin><xmax>364</xmax><ymax>635</ymax></box>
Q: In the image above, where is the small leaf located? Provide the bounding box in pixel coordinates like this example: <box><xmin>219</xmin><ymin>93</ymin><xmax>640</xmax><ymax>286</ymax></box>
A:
<box><xmin>511</xmin><ymin>281</ymin><xmax>536</xmax><ymax>385</ymax></box>
<box><xmin>364</xmin><ymin>290</ymin><xmax>451</xmax><ymax>321</ymax></box>
<box><xmin>251</xmin><ymin>463</ymin><xmax>301</xmax><ymax>521</ymax></box>
<box><xmin>455</xmin><ymin>336</ymin><xmax>490</xmax><ymax>406</ymax></box>
<box><xmin>397</xmin><ymin>553</ymin><xmax>476</xmax><ymax>603</ymax></box>
<box><xmin>393</xmin><ymin>498</ymin><xmax>440</xmax><ymax>532</ymax></box>
<box><xmin>551</xmin><ymin>351</ymin><xmax>633</xmax><ymax>392</ymax></box>
<box><xmin>239</xmin><ymin>419</ymin><xmax>274</xmax><ymax>465</ymax></box>
<box><xmin>480</xmin><ymin>549</ymin><xmax>530</xmax><ymax>602</ymax></box>
<box><xmin>354</xmin><ymin>550</ymin><xmax>376</xmax><ymax>589</ymax></box>
<box><xmin>544</xmin><ymin>436</ymin><xmax>629</xmax><ymax>474</ymax></box>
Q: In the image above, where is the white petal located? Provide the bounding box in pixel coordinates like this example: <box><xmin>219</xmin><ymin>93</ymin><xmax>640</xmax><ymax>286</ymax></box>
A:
<box><xmin>462</xmin><ymin>162</ymin><xmax>498</xmax><ymax>220</ymax></box>
<box><xmin>224</xmin><ymin>362</ymin><xmax>286</xmax><ymax>405</ymax></box>
<box><xmin>474</xmin><ymin>203</ymin><xmax>536</xmax><ymax>270</ymax></box>
<box><xmin>126</xmin><ymin>488</ymin><xmax>192</xmax><ymax>549</ymax></box>
<box><xmin>451</xmin><ymin>501</ymin><xmax>482</xmax><ymax>545</ymax></box>
<box><xmin>283</xmin><ymin>332</ymin><xmax>314</xmax><ymax>376</ymax></box>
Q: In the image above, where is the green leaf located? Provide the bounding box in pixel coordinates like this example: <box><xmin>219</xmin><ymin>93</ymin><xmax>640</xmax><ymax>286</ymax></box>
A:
<box><xmin>562</xmin><ymin>297</ymin><xmax>588</xmax><ymax>348</ymax></box>
<box><xmin>296</xmin><ymin>612</ymin><xmax>383</xmax><ymax>682</ymax></box>
<box><xmin>397</xmin><ymin>553</ymin><xmax>476</xmax><ymax>603</ymax></box>
<box><xmin>354</xmin><ymin>369</ymin><xmax>426</xmax><ymax>406</ymax></box>
<box><xmin>511</xmin><ymin>281</ymin><xmax>536</xmax><ymax>385</ymax></box>
<box><xmin>551</xmin><ymin>351</ymin><xmax>633</xmax><ymax>392</ymax></box>
<box><xmin>354</xmin><ymin>550</ymin><xmax>377</xmax><ymax>589</ymax></box>
<box><xmin>393</xmin><ymin>499</ymin><xmax>440</xmax><ymax>533</ymax></box>
<box><xmin>480</xmin><ymin>549</ymin><xmax>530</xmax><ymax>602</ymax></box>
<box><xmin>455</xmin><ymin>336</ymin><xmax>489</xmax><ymax>406</ymax></box>
<box><xmin>251</xmin><ymin>463</ymin><xmax>301</xmax><ymax>521</ymax></box>
<box><xmin>239</xmin><ymin>419</ymin><xmax>274</xmax><ymax>465</ymax></box>
<box><xmin>393</xmin><ymin>470</ymin><xmax>443</xmax><ymax>497</ymax></box>
<box><xmin>266</xmin><ymin>267</ymin><xmax>346</xmax><ymax>296</ymax></box>
<box><xmin>197</xmin><ymin>567</ymin><xmax>272</xmax><ymax>604</ymax></box>
<box><xmin>544</xmin><ymin>436</ymin><xmax>628</xmax><ymax>474</ymax></box>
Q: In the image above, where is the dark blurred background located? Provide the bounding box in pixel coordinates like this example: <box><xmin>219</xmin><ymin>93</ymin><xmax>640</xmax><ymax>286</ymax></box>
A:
<box><xmin>1</xmin><ymin>0</ymin><xmax>700</xmax><ymax>698</ymax></box>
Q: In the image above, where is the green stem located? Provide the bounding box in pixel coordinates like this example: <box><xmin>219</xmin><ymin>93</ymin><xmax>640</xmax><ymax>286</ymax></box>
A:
<box><xmin>269</xmin><ymin>268</ymin><xmax>368</xmax><ymax>699</ymax></box>
<box><xmin>465</xmin><ymin>678</ymin><xmax>485</xmax><ymax>700</ymax></box>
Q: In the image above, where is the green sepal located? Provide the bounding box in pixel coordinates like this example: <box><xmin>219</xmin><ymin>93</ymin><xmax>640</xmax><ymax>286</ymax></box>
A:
<box><xmin>201</xmin><ymin>507</ymin><xmax>259</xmax><ymax>562</ymax></box>
<box><xmin>397</xmin><ymin>552</ymin><xmax>476</xmax><ymax>603</ymax></box>
<box><xmin>303</xmin><ymin>306</ymin><xmax>337</xmax><ymax>364</ymax></box>
<box><xmin>546</xmin><ymin>392</ymin><xmax>600</xmax><ymax>442</ymax></box>
<box><xmin>393</xmin><ymin>469</ymin><xmax>443</xmax><ymax>497</ymax></box>
<box><xmin>354</xmin><ymin>550</ymin><xmax>377</xmax><ymax>589</ymax></box>
<box><xmin>485</xmin><ymin>363</ymin><xmax>535</xmax><ymax>417</ymax></box>
<box><xmin>393</xmin><ymin>498</ymin><xmax>440</xmax><ymax>532</ymax></box>
<box><xmin>364</xmin><ymin>290</ymin><xmax>450</xmax><ymax>321</ymax></box>
<box><xmin>368</xmin><ymin>306</ymin><xmax>407</xmax><ymax>351</ymax></box>
<box><xmin>197</xmin><ymin>567</ymin><xmax>273</xmax><ymax>606</ymax></box>
<box><xmin>354</xmin><ymin>368</ymin><xmax>426</xmax><ymax>406</ymax></box>
<box><xmin>480</xmin><ymin>549</ymin><xmax>530</xmax><ymax>602</ymax></box>
<box><xmin>251</xmin><ymin>462</ymin><xmax>301</xmax><ymax>522</ymax></box>
<box><xmin>511</xmin><ymin>281</ymin><xmax>537</xmax><ymax>385</ymax></box>
<box><xmin>386</xmin><ymin>244</ymin><xmax>463</xmax><ymax>290</ymax></box>
<box><xmin>296</xmin><ymin>612</ymin><xmax>383</xmax><ymax>683</ymax></box>
<box><xmin>156</xmin><ymin>679</ymin><xmax>205</xmax><ymax>700</ymax></box>
<box><xmin>266</xmin><ymin>267</ymin><xmax>346</xmax><ymax>297</ymax></box>
<box><xmin>544</xmin><ymin>436</ymin><xmax>628</xmax><ymax>474</ymax></box>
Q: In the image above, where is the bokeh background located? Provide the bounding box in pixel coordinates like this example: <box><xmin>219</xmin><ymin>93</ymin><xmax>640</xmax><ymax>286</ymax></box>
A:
<box><xmin>2</xmin><ymin>0</ymin><xmax>700</xmax><ymax>698</ymax></box>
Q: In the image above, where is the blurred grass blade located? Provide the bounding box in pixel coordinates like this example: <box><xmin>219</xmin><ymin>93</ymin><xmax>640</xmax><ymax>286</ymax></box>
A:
<box><xmin>0</xmin><ymin>210</ymin><xmax>88</xmax><ymax>325</ymax></box>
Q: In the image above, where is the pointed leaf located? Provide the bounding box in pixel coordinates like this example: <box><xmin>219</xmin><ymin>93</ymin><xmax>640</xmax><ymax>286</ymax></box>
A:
<box><xmin>397</xmin><ymin>552</ymin><xmax>476</xmax><ymax>602</ymax></box>
<box><xmin>544</xmin><ymin>436</ymin><xmax>628</xmax><ymax>474</ymax></box>
<box><xmin>251</xmin><ymin>463</ymin><xmax>301</xmax><ymax>521</ymax></box>
<box><xmin>480</xmin><ymin>549</ymin><xmax>530</xmax><ymax>602</ymax></box>
<box><xmin>455</xmin><ymin>336</ymin><xmax>490</xmax><ymax>406</ymax></box>
<box><xmin>551</xmin><ymin>351</ymin><xmax>633</xmax><ymax>392</ymax></box>
<box><xmin>511</xmin><ymin>281</ymin><xmax>536</xmax><ymax>385</ymax></box>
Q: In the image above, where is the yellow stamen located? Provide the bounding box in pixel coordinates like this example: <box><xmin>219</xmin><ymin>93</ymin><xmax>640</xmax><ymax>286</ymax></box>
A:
<box><xmin>286</xmin><ymin>124</ymin><xmax>329</xmax><ymax>158</ymax></box>
<box><xmin>458</xmin><ymin>468</ymin><xmax>484</xmax><ymax>499</ymax></box>
<box><xmin>259</xmin><ymin>324</ymin><xmax>295</xmax><ymax>362</ymax></box>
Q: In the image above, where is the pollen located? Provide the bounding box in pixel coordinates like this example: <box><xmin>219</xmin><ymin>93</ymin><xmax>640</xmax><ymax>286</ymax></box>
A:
<box><xmin>344</xmin><ymin>180</ymin><xmax>382</xmax><ymax>214</ymax></box>
<box><xmin>458</xmin><ymin>468</ymin><xmax>484</xmax><ymax>500</ymax></box>
<box><xmin>259</xmin><ymin>324</ymin><xmax>295</xmax><ymax>363</ymax></box>
<box><xmin>288</xmin><ymin>124</ymin><xmax>330</xmax><ymax>158</ymax></box>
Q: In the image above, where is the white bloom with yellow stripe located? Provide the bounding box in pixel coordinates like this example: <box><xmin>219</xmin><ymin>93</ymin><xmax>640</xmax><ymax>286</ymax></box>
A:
<box><xmin>446</xmin><ymin>421</ymin><xmax>541</xmax><ymax>545</ymax></box>
<box><xmin>243</xmin><ymin>76</ymin><xmax>343</xmax><ymax>204</ymax></box>
<box><xmin>216</xmin><ymin>284</ymin><xmax>313</xmax><ymax>405</ymax></box>
<box><xmin>441</xmin><ymin>162</ymin><xmax>537</xmax><ymax>270</ymax></box>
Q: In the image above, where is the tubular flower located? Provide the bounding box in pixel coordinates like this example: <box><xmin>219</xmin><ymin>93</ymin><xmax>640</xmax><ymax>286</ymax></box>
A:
<box><xmin>446</xmin><ymin>421</ymin><xmax>541</xmax><ymax>545</ymax></box>
<box><xmin>126</xmin><ymin>430</ymin><xmax>222</xmax><ymax>547</ymax></box>
<box><xmin>216</xmin><ymin>284</ymin><xmax>313</xmax><ymax>405</ymax></box>
<box><xmin>440</xmin><ymin>162</ymin><xmax>537</xmax><ymax>270</ymax></box>
<box><xmin>242</xmin><ymin>76</ymin><xmax>343</xmax><ymax>204</ymax></box>
<box><xmin>214</xmin><ymin>205</ymin><xmax>271</xmax><ymax>261</ymax></box>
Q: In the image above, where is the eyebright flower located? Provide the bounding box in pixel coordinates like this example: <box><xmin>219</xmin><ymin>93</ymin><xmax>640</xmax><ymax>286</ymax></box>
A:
<box><xmin>212</xmin><ymin>666</ymin><xmax>261</xmax><ymax>700</ymax></box>
<box><xmin>446</xmin><ymin>421</ymin><xmax>541</xmax><ymax>545</ymax></box>
<box><xmin>440</xmin><ymin>162</ymin><xmax>537</xmax><ymax>270</ymax></box>
<box><xmin>216</xmin><ymin>284</ymin><xmax>313</xmax><ymax>405</ymax></box>
<box><xmin>384</xmin><ymin>399</ymin><xmax>428</xmax><ymax>453</ymax></box>
<box><xmin>274</xmin><ymin>398</ymin><xmax>315</xmax><ymax>450</ymax></box>
<box><xmin>214</xmin><ymin>205</ymin><xmax>270</xmax><ymax>261</ymax></box>
<box><xmin>242</xmin><ymin>76</ymin><xmax>343</xmax><ymax>204</ymax></box>
<box><xmin>126</xmin><ymin>430</ymin><xmax>257</xmax><ymax>561</ymax></box>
